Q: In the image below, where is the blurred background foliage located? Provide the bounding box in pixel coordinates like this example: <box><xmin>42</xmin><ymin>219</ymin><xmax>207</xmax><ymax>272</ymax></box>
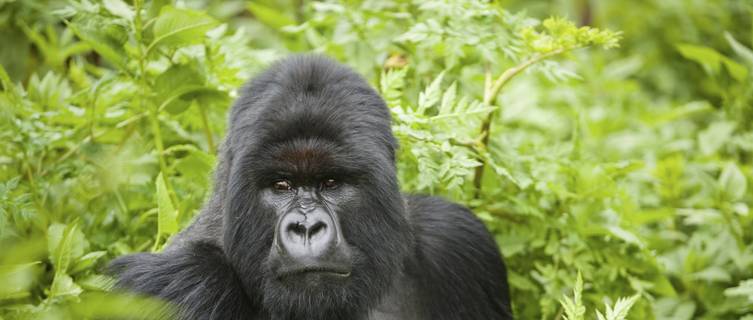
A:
<box><xmin>0</xmin><ymin>0</ymin><xmax>752</xmax><ymax>319</ymax></box>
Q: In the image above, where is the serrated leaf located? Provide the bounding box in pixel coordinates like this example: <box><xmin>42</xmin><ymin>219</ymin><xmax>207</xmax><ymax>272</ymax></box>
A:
<box><xmin>417</xmin><ymin>71</ymin><xmax>445</xmax><ymax>114</ymax></box>
<box><xmin>438</xmin><ymin>81</ymin><xmax>457</xmax><ymax>114</ymax></box>
<box><xmin>149</xmin><ymin>6</ymin><xmax>219</xmax><ymax>51</ymax></box>
<box><xmin>560</xmin><ymin>271</ymin><xmax>586</xmax><ymax>320</ymax></box>
<box><xmin>597</xmin><ymin>295</ymin><xmax>640</xmax><ymax>320</ymax></box>
<box><xmin>380</xmin><ymin>68</ymin><xmax>408</xmax><ymax>107</ymax></box>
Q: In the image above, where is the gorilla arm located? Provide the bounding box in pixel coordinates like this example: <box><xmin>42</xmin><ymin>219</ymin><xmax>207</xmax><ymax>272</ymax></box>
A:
<box><xmin>109</xmin><ymin>241</ymin><xmax>258</xmax><ymax>319</ymax></box>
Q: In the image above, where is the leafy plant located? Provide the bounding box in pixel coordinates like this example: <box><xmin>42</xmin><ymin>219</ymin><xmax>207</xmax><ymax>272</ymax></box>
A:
<box><xmin>1</xmin><ymin>0</ymin><xmax>752</xmax><ymax>319</ymax></box>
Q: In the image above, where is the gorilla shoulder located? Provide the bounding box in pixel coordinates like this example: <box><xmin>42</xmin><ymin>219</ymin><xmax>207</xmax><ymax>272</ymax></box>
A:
<box><xmin>404</xmin><ymin>195</ymin><xmax>512</xmax><ymax>319</ymax></box>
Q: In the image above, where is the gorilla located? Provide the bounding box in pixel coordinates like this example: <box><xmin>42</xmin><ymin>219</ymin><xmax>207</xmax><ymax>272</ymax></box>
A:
<box><xmin>110</xmin><ymin>55</ymin><xmax>513</xmax><ymax>320</ymax></box>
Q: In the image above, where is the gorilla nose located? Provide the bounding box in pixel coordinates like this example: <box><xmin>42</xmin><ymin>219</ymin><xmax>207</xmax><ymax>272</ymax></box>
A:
<box><xmin>278</xmin><ymin>211</ymin><xmax>337</xmax><ymax>258</ymax></box>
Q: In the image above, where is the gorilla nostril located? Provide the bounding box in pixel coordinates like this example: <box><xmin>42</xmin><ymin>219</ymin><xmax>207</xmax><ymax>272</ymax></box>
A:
<box><xmin>308</xmin><ymin>221</ymin><xmax>327</xmax><ymax>240</ymax></box>
<box><xmin>287</xmin><ymin>222</ymin><xmax>307</xmax><ymax>240</ymax></box>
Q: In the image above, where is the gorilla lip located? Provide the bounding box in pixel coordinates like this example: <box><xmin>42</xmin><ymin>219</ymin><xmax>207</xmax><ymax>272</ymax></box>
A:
<box><xmin>276</xmin><ymin>266</ymin><xmax>352</xmax><ymax>279</ymax></box>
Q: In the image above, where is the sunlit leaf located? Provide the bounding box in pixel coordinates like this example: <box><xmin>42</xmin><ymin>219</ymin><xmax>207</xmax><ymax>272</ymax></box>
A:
<box><xmin>150</xmin><ymin>6</ymin><xmax>219</xmax><ymax>51</ymax></box>
<box><xmin>247</xmin><ymin>2</ymin><xmax>296</xmax><ymax>29</ymax></box>
<box><xmin>156</xmin><ymin>172</ymin><xmax>178</xmax><ymax>238</ymax></box>
<box><xmin>719</xmin><ymin>163</ymin><xmax>747</xmax><ymax>201</ymax></box>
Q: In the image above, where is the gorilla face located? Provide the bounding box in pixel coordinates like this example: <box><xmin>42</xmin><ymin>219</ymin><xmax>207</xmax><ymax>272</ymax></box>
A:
<box><xmin>221</xmin><ymin>56</ymin><xmax>411</xmax><ymax>319</ymax></box>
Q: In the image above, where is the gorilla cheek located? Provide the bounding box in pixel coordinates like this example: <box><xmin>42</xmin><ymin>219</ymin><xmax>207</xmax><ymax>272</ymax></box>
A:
<box><xmin>224</xmin><ymin>202</ymin><xmax>275</xmax><ymax>288</ymax></box>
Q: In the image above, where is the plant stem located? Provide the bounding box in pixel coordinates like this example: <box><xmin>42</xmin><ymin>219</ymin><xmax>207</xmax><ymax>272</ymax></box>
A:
<box><xmin>198</xmin><ymin>103</ymin><xmax>216</xmax><ymax>154</ymax></box>
<box><xmin>135</xmin><ymin>0</ymin><xmax>179</xmax><ymax>208</ymax></box>
<box><xmin>472</xmin><ymin>49</ymin><xmax>565</xmax><ymax>197</ymax></box>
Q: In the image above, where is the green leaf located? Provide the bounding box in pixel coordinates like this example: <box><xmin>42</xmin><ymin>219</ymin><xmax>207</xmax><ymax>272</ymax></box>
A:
<box><xmin>103</xmin><ymin>0</ymin><xmax>134</xmax><ymax>21</ymax></box>
<box><xmin>698</xmin><ymin>121</ymin><xmax>735</xmax><ymax>155</ymax></box>
<box><xmin>0</xmin><ymin>262</ymin><xmax>40</xmax><ymax>300</ymax></box>
<box><xmin>607</xmin><ymin>226</ymin><xmax>644</xmax><ymax>248</ymax></box>
<box><xmin>149</xmin><ymin>6</ymin><xmax>219</xmax><ymax>52</ymax></box>
<box><xmin>247</xmin><ymin>2</ymin><xmax>296</xmax><ymax>29</ymax></box>
<box><xmin>725</xmin><ymin>32</ymin><xmax>753</xmax><ymax>67</ymax></box>
<box><xmin>596</xmin><ymin>295</ymin><xmax>640</xmax><ymax>320</ymax></box>
<box><xmin>0</xmin><ymin>63</ymin><xmax>12</xmax><ymax>91</ymax></box>
<box><xmin>521</xmin><ymin>17</ymin><xmax>621</xmax><ymax>53</ymax></box>
<box><xmin>47</xmin><ymin>223</ymin><xmax>89</xmax><ymax>274</ymax></box>
<box><xmin>380</xmin><ymin>68</ymin><xmax>408</xmax><ymax>107</ymax></box>
<box><xmin>417</xmin><ymin>71</ymin><xmax>445</xmax><ymax>114</ymax></box>
<box><xmin>156</xmin><ymin>172</ymin><xmax>178</xmax><ymax>237</ymax></box>
<box><xmin>50</xmin><ymin>273</ymin><xmax>83</xmax><ymax>298</ymax></box>
<box><xmin>725</xmin><ymin>279</ymin><xmax>753</xmax><ymax>303</ymax></box>
<box><xmin>154</xmin><ymin>64</ymin><xmax>206</xmax><ymax>114</ymax></box>
<box><xmin>677</xmin><ymin>44</ymin><xmax>724</xmax><ymax>74</ymax></box>
<box><xmin>677</xmin><ymin>43</ymin><xmax>748</xmax><ymax>81</ymax></box>
<box><xmin>691</xmin><ymin>266</ymin><xmax>732</xmax><ymax>282</ymax></box>
<box><xmin>560</xmin><ymin>271</ymin><xmax>586</xmax><ymax>320</ymax></box>
<box><xmin>721</xmin><ymin>57</ymin><xmax>748</xmax><ymax>82</ymax></box>
<box><xmin>147</xmin><ymin>0</ymin><xmax>170</xmax><ymax>18</ymax></box>
<box><xmin>174</xmin><ymin>149</ymin><xmax>215</xmax><ymax>186</ymax></box>
<box><xmin>719</xmin><ymin>163</ymin><xmax>747</xmax><ymax>201</ymax></box>
<box><xmin>68</xmin><ymin>17</ymin><xmax>128</xmax><ymax>69</ymax></box>
<box><xmin>438</xmin><ymin>81</ymin><xmax>457</xmax><ymax>115</ymax></box>
<box><xmin>70</xmin><ymin>251</ymin><xmax>107</xmax><ymax>275</ymax></box>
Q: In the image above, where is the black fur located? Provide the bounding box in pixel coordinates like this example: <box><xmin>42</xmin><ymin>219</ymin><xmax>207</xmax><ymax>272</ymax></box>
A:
<box><xmin>110</xmin><ymin>55</ymin><xmax>513</xmax><ymax>320</ymax></box>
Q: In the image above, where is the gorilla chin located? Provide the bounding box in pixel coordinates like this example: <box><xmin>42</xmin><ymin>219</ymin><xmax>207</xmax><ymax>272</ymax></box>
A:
<box><xmin>109</xmin><ymin>55</ymin><xmax>513</xmax><ymax>320</ymax></box>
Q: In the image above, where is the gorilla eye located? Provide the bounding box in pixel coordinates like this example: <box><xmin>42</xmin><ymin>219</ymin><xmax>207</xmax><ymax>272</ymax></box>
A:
<box><xmin>273</xmin><ymin>180</ymin><xmax>293</xmax><ymax>191</ymax></box>
<box><xmin>321</xmin><ymin>178</ymin><xmax>339</xmax><ymax>190</ymax></box>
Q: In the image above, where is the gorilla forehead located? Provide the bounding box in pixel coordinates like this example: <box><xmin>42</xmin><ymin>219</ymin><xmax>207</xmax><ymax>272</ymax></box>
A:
<box><xmin>249</xmin><ymin>137</ymin><xmax>366</xmax><ymax>184</ymax></box>
<box><xmin>227</xmin><ymin>55</ymin><xmax>397</xmax><ymax>164</ymax></box>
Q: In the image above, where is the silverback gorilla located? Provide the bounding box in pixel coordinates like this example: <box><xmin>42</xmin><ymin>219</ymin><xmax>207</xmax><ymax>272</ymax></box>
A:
<box><xmin>110</xmin><ymin>55</ymin><xmax>513</xmax><ymax>320</ymax></box>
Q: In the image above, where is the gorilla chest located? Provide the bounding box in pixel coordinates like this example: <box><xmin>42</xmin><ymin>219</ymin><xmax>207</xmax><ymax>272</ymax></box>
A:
<box><xmin>367</xmin><ymin>281</ymin><xmax>423</xmax><ymax>320</ymax></box>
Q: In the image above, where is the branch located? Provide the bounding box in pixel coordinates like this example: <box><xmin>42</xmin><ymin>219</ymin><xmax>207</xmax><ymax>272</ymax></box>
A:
<box><xmin>472</xmin><ymin>48</ymin><xmax>566</xmax><ymax>197</ymax></box>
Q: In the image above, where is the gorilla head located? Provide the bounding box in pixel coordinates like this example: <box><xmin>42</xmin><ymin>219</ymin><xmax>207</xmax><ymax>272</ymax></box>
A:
<box><xmin>220</xmin><ymin>56</ymin><xmax>411</xmax><ymax>319</ymax></box>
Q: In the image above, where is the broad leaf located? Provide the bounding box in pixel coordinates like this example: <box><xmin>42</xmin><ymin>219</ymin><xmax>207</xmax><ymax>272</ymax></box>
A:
<box><xmin>150</xmin><ymin>6</ymin><xmax>219</xmax><ymax>52</ymax></box>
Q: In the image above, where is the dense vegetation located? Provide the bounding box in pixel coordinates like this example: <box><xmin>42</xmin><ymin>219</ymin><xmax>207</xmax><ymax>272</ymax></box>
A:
<box><xmin>1</xmin><ymin>0</ymin><xmax>751</xmax><ymax>319</ymax></box>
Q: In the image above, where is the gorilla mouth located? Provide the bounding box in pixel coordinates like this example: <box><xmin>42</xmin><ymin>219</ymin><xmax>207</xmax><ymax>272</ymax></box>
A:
<box><xmin>276</xmin><ymin>266</ymin><xmax>352</xmax><ymax>279</ymax></box>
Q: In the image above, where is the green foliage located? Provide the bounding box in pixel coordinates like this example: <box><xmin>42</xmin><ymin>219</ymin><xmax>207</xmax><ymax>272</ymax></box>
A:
<box><xmin>560</xmin><ymin>272</ymin><xmax>586</xmax><ymax>320</ymax></box>
<box><xmin>1</xmin><ymin>0</ymin><xmax>752</xmax><ymax>319</ymax></box>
